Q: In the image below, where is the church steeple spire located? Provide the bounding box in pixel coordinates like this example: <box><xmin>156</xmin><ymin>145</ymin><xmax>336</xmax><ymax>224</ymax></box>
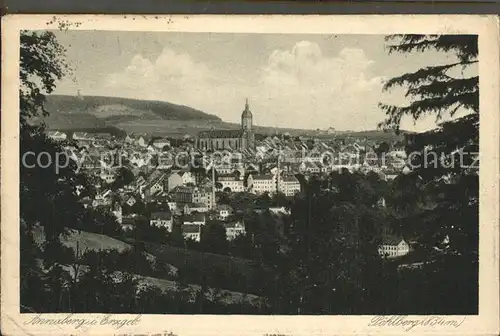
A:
<box><xmin>241</xmin><ymin>98</ymin><xmax>253</xmax><ymax>131</ymax></box>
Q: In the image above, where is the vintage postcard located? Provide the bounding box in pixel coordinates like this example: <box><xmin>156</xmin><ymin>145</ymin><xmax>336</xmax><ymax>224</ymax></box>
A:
<box><xmin>1</xmin><ymin>14</ymin><xmax>499</xmax><ymax>336</ymax></box>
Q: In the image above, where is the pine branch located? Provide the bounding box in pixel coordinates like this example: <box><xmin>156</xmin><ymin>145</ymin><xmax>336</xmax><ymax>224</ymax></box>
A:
<box><xmin>385</xmin><ymin>34</ymin><xmax>478</xmax><ymax>62</ymax></box>
<box><xmin>379</xmin><ymin>90</ymin><xmax>478</xmax><ymax>131</ymax></box>
<box><xmin>383</xmin><ymin>62</ymin><xmax>478</xmax><ymax>92</ymax></box>
<box><xmin>405</xmin><ymin>77</ymin><xmax>478</xmax><ymax>101</ymax></box>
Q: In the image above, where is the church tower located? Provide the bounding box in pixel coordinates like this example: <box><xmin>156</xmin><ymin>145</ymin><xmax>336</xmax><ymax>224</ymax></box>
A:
<box><xmin>241</xmin><ymin>98</ymin><xmax>253</xmax><ymax>131</ymax></box>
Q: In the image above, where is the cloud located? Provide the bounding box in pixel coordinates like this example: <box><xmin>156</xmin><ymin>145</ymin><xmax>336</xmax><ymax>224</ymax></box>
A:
<box><xmin>104</xmin><ymin>48</ymin><xmax>212</xmax><ymax>103</ymax></box>
<box><xmin>102</xmin><ymin>41</ymin><xmax>387</xmax><ymax>130</ymax></box>
<box><xmin>257</xmin><ymin>41</ymin><xmax>385</xmax><ymax>129</ymax></box>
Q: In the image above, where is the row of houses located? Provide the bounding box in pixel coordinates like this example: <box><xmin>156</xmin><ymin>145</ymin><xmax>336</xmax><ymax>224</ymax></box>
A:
<box><xmin>121</xmin><ymin>208</ymin><xmax>245</xmax><ymax>243</ymax></box>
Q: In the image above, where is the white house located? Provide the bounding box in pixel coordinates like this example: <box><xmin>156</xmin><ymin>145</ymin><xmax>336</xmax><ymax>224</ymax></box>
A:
<box><xmin>150</xmin><ymin>211</ymin><xmax>173</xmax><ymax>232</ymax></box>
<box><xmin>180</xmin><ymin>171</ymin><xmax>196</xmax><ymax>185</ymax></box>
<box><xmin>218</xmin><ymin>174</ymin><xmax>245</xmax><ymax>193</ymax></box>
<box><xmin>152</xmin><ymin>138</ymin><xmax>170</xmax><ymax>149</ymax></box>
<box><xmin>47</xmin><ymin>131</ymin><xmax>67</xmax><ymax>141</ymax></box>
<box><xmin>378</xmin><ymin>237</ymin><xmax>410</xmax><ymax>258</ymax></box>
<box><xmin>168</xmin><ymin>171</ymin><xmax>196</xmax><ymax>191</ymax></box>
<box><xmin>215</xmin><ymin>165</ymin><xmax>234</xmax><ymax>175</ymax></box>
<box><xmin>171</xmin><ymin>185</ymin><xmax>213</xmax><ymax>209</ymax></box>
<box><xmin>145</xmin><ymin>172</ymin><xmax>166</xmax><ymax>196</ymax></box>
<box><xmin>224</xmin><ymin>221</ymin><xmax>246</xmax><ymax>241</ymax></box>
<box><xmin>215</xmin><ymin>204</ymin><xmax>233</xmax><ymax>221</ymax></box>
<box><xmin>184</xmin><ymin>203</ymin><xmax>209</xmax><ymax>215</ymax></box>
<box><xmin>124</xmin><ymin>194</ymin><xmax>137</xmax><ymax>207</ymax></box>
<box><xmin>278</xmin><ymin>175</ymin><xmax>301</xmax><ymax>196</ymax></box>
<box><xmin>167</xmin><ymin>172</ymin><xmax>183</xmax><ymax>191</ymax></box>
<box><xmin>73</xmin><ymin>132</ymin><xmax>94</xmax><ymax>142</ymax></box>
<box><xmin>166</xmin><ymin>201</ymin><xmax>177</xmax><ymax>212</ymax></box>
<box><xmin>124</xmin><ymin>134</ymin><xmax>134</xmax><ymax>144</ymax></box>
<box><xmin>268</xmin><ymin>206</ymin><xmax>291</xmax><ymax>216</ymax></box>
<box><xmin>247</xmin><ymin>174</ymin><xmax>276</xmax><ymax>195</ymax></box>
<box><xmin>112</xmin><ymin>202</ymin><xmax>122</xmax><ymax>224</ymax></box>
<box><xmin>182</xmin><ymin>223</ymin><xmax>201</xmax><ymax>242</ymax></box>
<box><xmin>136</xmin><ymin>136</ymin><xmax>148</xmax><ymax>147</ymax></box>
<box><xmin>299</xmin><ymin>161</ymin><xmax>321</xmax><ymax>174</ymax></box>
<box><xmin>93</xmin><ymin>189</ymin><xmax>113</xmax><ymax>207</ymax></box>
<box><xmin>402</xmin><ymin>165</ymin><xmax>412</xmax><ymax>175</ymax></box>
<box><xmin>377</xmin><ymin>197</ymin><xmax>387</xmax><ymax>208</ymax></box>
<box><xmin>121</xmin><ymin>216</ymin><xmax>135</xmax><ymax>231</ymax></box>
<box><xmin>388</xmin><ymin>148</ymin><xmax>407</xmax><ymax>159</ymax></box>
<box><xmin>183</xmin><ymin>212</ymin><xmax>206</xmax><ymax>226</ymax></box>
<box><xmin>157</xmin><ymin>153</ymin><xmax>174</xmax><ymax>170</ymax></box>
<box><xmin>99</xmin><ymin>170</ymin><xmax>117</xmax><ymax>184</ymax></box>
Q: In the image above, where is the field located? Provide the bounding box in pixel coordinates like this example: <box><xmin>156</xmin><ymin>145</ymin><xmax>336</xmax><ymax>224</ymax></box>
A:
<box><xmin>141</xmin><ymin>241</ymin><xmax>270</xmax><ymax>296</ymax></box>
<box><xmin>32</xmin><ymin>226</ymin><xmax>160</xmax><ymax>266</ymax></box>
<box><xmin>137</xmin><ymin>275</ymin><xmax>264</xmax><ymax>306</ymax></box>
<box><xmin>32</xmin><ymin>226</ymin><xmax>265</xmax><ymax>305</ymax></box>
<box><xmin>33</xmin><ymin>226</ymin><xmax>131</xmax><ymax>252</ymax></box>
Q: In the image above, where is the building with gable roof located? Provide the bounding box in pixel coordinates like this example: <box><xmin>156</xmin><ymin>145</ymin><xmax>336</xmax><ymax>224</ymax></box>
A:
<box><xmin>247</xmin><ymin>173</ymin><xmax>276</xmax><ymax>195</ymax></box>
<box><xmin>278</xmin><ymin>175</ymin><xmax>301</xmax><ymax>196</ymax></box>
<box><xmin>378</xmin><ymin>236</ymin><xmax>410</xmax><ymax>258</ymax></box>
<box><xmin>150</xmin><ymin>211</ymin><xmax>173</xmax><ymax>232</ymax></box>
<box><xmin>182</xmin><ymin>223</ymin><xmax>202</xmax><ymax>242</ymax></box>
<box><xmin>224</xmin><ymin>221</ymin><xmax>246</xmax><ymax>240</ymax></box>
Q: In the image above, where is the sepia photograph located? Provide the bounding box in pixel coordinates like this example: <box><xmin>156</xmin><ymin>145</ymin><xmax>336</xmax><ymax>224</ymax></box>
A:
<box><xmin>2</xmin><ymin>15</ymin><xmax>499</xmax><ymax>336</ymax></box>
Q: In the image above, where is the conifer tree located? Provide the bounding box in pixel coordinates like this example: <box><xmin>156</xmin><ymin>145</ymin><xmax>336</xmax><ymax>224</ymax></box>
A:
<box><xmin>379</xmin><ymin>35</ymin><xmax>479</xmax><ymax>256</ymax></box>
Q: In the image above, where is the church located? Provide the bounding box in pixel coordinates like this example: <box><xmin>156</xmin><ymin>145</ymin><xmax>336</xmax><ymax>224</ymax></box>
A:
<box><xmin>197</xmin><ymin>99</ymin><xmax>255</xmax><ymax>151</ymax></box>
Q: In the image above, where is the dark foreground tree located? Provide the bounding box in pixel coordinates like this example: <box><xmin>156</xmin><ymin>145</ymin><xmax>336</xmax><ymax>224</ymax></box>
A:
<box><xmin>379</xmin><ymin>34</ymin><xmax>479</xmax><ymax>313</ymax></box>
<box><xmin>20</xmin><ymin>30</ymin><xmax>81</xmax><ymax>311</ymax></box>
<box><xmin>379</xmin><ymin>34</ymin><xmax>478</xmax><ymax>254</ymax></box>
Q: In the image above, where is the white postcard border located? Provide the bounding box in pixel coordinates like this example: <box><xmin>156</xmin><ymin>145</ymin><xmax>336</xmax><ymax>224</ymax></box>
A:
<box><xmin>1</xmin><ymin>14</ymin><xmax>499</xmax><ymax>336</ymax></box>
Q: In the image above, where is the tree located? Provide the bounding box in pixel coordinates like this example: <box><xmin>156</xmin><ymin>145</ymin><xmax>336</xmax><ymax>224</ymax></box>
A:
<box><xmin>271</xmin><ymin>192</ymin><xmax>290</xmax><ymax>207</ymax></box>
<box><xmin>379</xmin><ymin>35</ymin><xmax>478</xmax><ymax>256</ymax></box>
<box><xmin>255</xmin><ymin>192</ymin><xmax>272</xmax><ymax>208</ymax></box>
<box><xmin>201</xmin><ymin>221</ymin><xmax>228</xmax><ymax>254</ymax></box>
<box><xmin>110</xmin><ymin>166</ymin><xmax>134</xmax><ymax>190</ymax></box>
<box><xmin>283</xmin><ymin>171</ymin><xmax>400</xmax><ymax>314</ymax></box>
<box><xmin>233</xmin><ymin>170</ymin><xmax>241</xmax><ymax>179</ymax></box>
<box><xmin>374</xmin><ymin>141</ymin><xmax>390</xmax><ymax>163</ymax></box>
<box><xmin>215</xmin><ymin>191</ymin><xmax>230</xmax><ymax>205</ymax></box>
<box><xmin>20</xmin><ymin>30</ymin><xmax>71</xmax><ymax>127</ymax></box>
<box><xmin>378</xmin><ymin>34</ymin><xmax>479</xmax><ymax>314</ymax></box>
<box><xmin>20</xmin><ymin>30</ymin><xmax>83</xmax><ymax>278</ymax></box>
<box><xmin>229</xmin><ymin>234</ymin><xmax>254</xmax><ymax>259</ymax></box>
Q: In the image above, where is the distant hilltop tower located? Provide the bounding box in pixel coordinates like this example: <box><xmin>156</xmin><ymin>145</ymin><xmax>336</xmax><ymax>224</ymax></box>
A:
<box><xmin>77</xmin><ymin>89</ymin><xmax>84</xmax><ymax>100</ymax></box>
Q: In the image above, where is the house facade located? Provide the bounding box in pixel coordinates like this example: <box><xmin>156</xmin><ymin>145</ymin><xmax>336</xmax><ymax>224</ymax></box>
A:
<box><xmin>218</xmin><ymin>174</ymin><xmax>245</xmax><ymax>193</ymax></box>
<box><xmin>224</xmin><ymin>221</ymin><xmax>246</xmax><ymax>240</ymax></box>
<box><xmin>278</xmin><ymin>175</ymin><xmax>301</xmax><ymax>196</ymax></box>
<box><xmin>216</xmin><ymin>204</ymin><xmax>233</xmax><ymax>221</ymax></box>
<box><xmin>184</xmin><ymin>203</ymin><xmax>209</xmax><ymax>215</ymax></box>
<box><xmin>150</xmin><ymin>211</ymin><xmax>173</xmax><ymax>232</ymax></box>
<box><xmin>171</xmin><ymin>186</ymin><xmax>214</xmax><ymax>208</ymax></box>
<box><xmin>248</xmin><ymin>174</ymin><xmax>276</xmax><ymax>195</ymax></box>
<box><xmin>168</xmin><ymin>171</ymin><xmax>196</xmax><ymax>191</ymax></box>
<box><xmin>182</xmin><ymin>223</ymin><xmax>201</xmax><ymax>242</ymax></box>
<box><xmin>378</xmin><ymin>237</ymin><xmax>410</xmax><ymax>258</ymax></box>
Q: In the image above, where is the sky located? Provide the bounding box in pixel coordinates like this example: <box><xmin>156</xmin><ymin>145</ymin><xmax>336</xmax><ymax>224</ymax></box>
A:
<box><xmin>48</xmin><ymin>30</ymin><xmax>474</xmax><ymax>132</ymax></box>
